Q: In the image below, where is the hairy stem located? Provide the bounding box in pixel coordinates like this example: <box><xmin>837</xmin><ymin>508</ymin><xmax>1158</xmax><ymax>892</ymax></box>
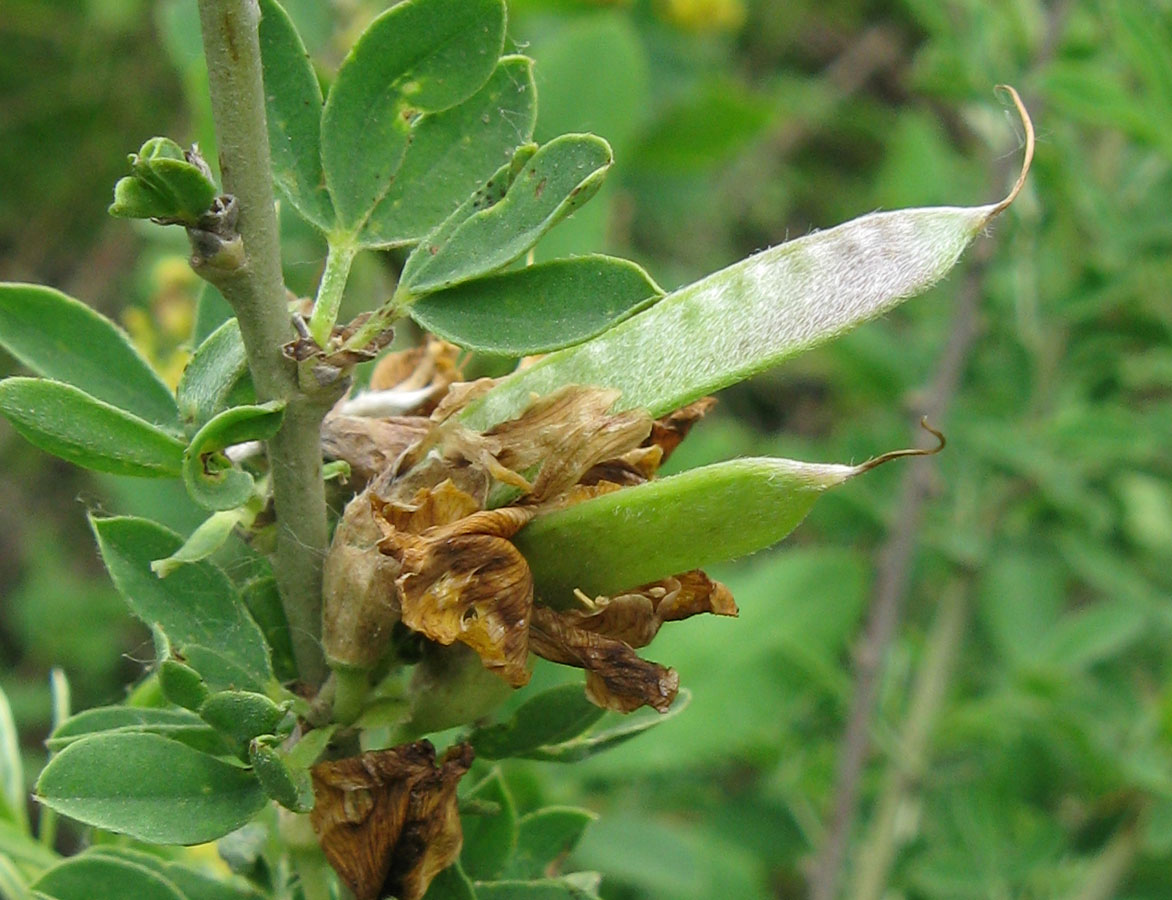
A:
<box><xmin>196</xmin><ymin>0</ymin><xmax>328</xmax><ymax>686</ymax></box>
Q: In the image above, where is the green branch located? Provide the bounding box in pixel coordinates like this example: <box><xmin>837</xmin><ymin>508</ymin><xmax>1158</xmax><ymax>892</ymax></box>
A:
<box><xmin>195</xmin><ymin>0</ymin><xmax>329</xmax><ymax>687</ymax></box>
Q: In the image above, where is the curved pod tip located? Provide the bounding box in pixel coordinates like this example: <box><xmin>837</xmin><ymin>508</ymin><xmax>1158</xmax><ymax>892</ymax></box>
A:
<box><xmin>850</xmin><ymin>417</ymin><xmax>946</xmax><ymax>477</ymax></box>
<box><xmin>986</xmin><ymin>84</ymin><xmax>1035</xmax><ymax>220</ymax></box>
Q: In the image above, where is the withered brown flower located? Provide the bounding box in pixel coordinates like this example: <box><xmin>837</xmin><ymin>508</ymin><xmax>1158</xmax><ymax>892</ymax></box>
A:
<box><xmin>322</xmin><ymin>366</ymin><xmax>736</xmax><ymax>714</ymax></box>
<box><xmin>310</xmin><ymin>741</ymin><xmax>473</xmax><ymax>900</ymax></box>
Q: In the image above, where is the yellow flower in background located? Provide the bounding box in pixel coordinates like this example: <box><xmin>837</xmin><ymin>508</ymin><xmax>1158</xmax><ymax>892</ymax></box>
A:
<box><xmin>122</xmin><ymin>255</ymin><xmax>197</xmax><ymax>389</ymax></box>
<box><xmin>656</xmin><ymin>0</ymin><xmax>746</xmax><ymax>32</ymax></box>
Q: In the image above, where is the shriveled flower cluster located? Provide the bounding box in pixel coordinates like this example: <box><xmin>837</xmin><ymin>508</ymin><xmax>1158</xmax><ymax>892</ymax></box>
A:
<box><xmin>322</xmin><ymin>340</ymin><xmax>736</xmax><ymax>714</ymax></box>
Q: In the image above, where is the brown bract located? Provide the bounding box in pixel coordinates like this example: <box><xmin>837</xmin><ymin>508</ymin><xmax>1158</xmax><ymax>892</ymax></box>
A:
<box><xmin>310</xmin><ymin>741</ymin><xmax>473</xmax><ymax>900</ymax></box>
<box><xmin>321</xmin><ymin>416</ymin><xmax>430</xmax><ymax>490</ymax></box>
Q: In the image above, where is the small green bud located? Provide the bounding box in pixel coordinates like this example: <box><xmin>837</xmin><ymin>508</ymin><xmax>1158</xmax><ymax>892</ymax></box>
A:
<box><xmin>158</xmin><ymin>658</ymin><xmax>210</xmax><ymax>711</ymax></box>
<box><xmin>250</xmin><ymin>737</ymin><xmax>314</xmax><ymax>813</ymax></box>
<box><xmin>199</xmin><ymin>690</ymin><xmax>288</xmax><ymax>743</ymax></box>
<box><xmin>109</xmin><ymin>137</ymin><xmax>218</xmax><ymax>225</ymax></box>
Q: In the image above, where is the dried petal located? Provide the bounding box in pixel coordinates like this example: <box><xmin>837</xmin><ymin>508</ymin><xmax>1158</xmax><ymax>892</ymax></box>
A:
<box><xmin>487</xmin><ymin>385</ymin><xmax>653</xmax><ymax>501</ymax></box>
<box><xmin>378</xmin><ymin>507</ymin><xmax>537</xmax><ymax>686</ymax></box>
<box><xmin>580</xmin><ymin>444</ymin><xmax>663</xmax><ymax>488</ymax></box>
<box><xmin>561</xmin><ymin>570</ymin><xmax>737</xmax><ymax>648</ymax></box>
<box><xmin>310</xmin><ymin>741</ymin><xmax>474</xmax><ymax>900</ymax></box>
<box><xmin>648</xmin><ymin>397</ymin><xmax>716</xmax><ymax>462</ymax></box>
<box><xmin>529</xmin><ymin>606</ymin><xmax>679</xmax><ymax>713</ymax></box>
<box><xmin>372</xmin><ymin>480</ymin><xmax>482</xmax><ymax>534</ymax></box>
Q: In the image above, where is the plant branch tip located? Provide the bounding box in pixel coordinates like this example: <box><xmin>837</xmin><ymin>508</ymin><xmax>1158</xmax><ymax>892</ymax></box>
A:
<box><xmin>854</xmin><ymin>417</ymin><xmax>946</xmax><ymax>474</ymax></box>
<box><xmin>989</xmin><ymin>84</ymin><xmax>1034</xmax><ymax>217</ymax></box>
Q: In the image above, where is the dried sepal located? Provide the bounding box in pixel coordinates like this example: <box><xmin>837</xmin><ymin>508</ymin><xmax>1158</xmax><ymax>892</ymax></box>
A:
<box><xmin>310</xmin><ymin>741</ymin><xmax>474</xmax><ymax>900</ymax></box>
<box><xmin>647</xmin><ymin>396</ymin><xmax>716</xmax><ymax>462</ymax></box>
<box><xmin>529</xmin><ymin>605</ymin><xmax>679</xmax><ymax>713</ymax></box>
<box><xmin>323</xmin><ymin>496</ymin><xmax>404</xmax><ymax>670</ymax></box>
<box><xmin>378</xmin><ymin>506</ymin><xmax>537</xmax><ymax>686</ymax></box>
<box><xmin>321</xmin><ymin>415</ymin><xmax>430</xmax><ymax>489</ymax></box>
<box><xmin>561</xmin><ymin>570</ymin><xmax>738</xmax><ymax>649</ymax></box>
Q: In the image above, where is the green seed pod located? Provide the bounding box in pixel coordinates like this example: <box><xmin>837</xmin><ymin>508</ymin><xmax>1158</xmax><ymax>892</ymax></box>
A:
<box><xmin>158</xmin><ymin>658</ymin><xmax>210</xmax><ymax>711</ymax></box>
<box><xmin>517</xmin><ymin>429</ymin><xmax>944</xmax><ymax>606</ymax></box>
<box><xmin>250</xmin><ymin>738</ymin><xmax>314</xmax><ymax>813</ymax></box>
<box><xmin>462</xmin><ymin>89</ymin><xmax>1033</xmax><ymax>433</ymax></box>
<box><xmin>199</xmin><ymin>690</ymin><xmax>287</xmax><ymax>743</ymax></box>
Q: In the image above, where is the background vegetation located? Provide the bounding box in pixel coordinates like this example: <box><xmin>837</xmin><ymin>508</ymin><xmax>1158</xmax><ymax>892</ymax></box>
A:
<box><xmin>2</xmin><ymin>0</ymin><xmax>1170</xmax><ymax>897</ymax></box>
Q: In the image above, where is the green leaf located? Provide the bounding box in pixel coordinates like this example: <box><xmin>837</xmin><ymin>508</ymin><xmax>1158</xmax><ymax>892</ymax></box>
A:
<box><xmin>423</xmin><ymin>863</ymin><xmax>476</xmax><ymax>900</ymax></box>
<box><xmin>182</xmin><ymin>403</ymin><xmax>283</xmax><ymax>510</ymax></box>
<box><xmin>518</xmin><ymin>457</ymin><xmax>866</xmax><ymax>603</ymax></box>
<box><xmin>474</xmin><ymin>874</ymin><xmax>602</xmax><ymax>900</ymax></box>
<box><xmin>0</xmin><ymin>848</ymin><xmax>33</xmax><ymax>900</ymax></box>
<box><xmin>469</xmin><ymin>685</ymin><xmax>605</xmax><ymax>760</ymax></box>
<box><xmin>461</xmin><ymin>770</ymin><xmax>517</xmax><ymax>880</ymax></box>
<box><xmin>521</xmin><ymin>690</ymin><xmax>691</xmax><ymax>763</ymax></box>
<box><xmin>0</xmin><ymin>284</ymin><xmax>178</xmax><ymax>427</ymax></box>
<box><xmin>401</xmin><ymin>135</ymin><xmax>613</xmax><ymax>295</ymax></box>
<box><xmin>321</xmin><ymin>0</ymin><xmax>506</xmax><ymax>228</ymax></box>
<box><xmin>198</xmin><ymin>691</ymin><xmax>286</xmax><ymax>743</ymax></box>
<box><xmin>1038</xmin><ymin>602</ymin><xmax>1148</xmax><ymax>672</ymax></box>
<box><xmin>504</xmin><ymin>807</ymin><xmax>597</xmax><ymax>879</ymax></box>
<box><xmin>32</xmin><ymin>855</ymin><xmax>185</xmax><ymax>900</ymax></box>
<box><xmin>409</xmin><ymin>256</ymin><xmax>662</xmax><ymax>355</ymax></box>
<box><xmin>460</xmin><ymin>200</ymin><xmax>1007</xmax><ymax>430</ymax></box>
<box><xmin>632</xmin><ymin>78</ymin><xmax>772</xmax><ymax>173</ymax></box>
<box><xmin>0</xmin><ymin>685</ymin><xmax>26</xmax><ymax>834</ymax></box>
<box><xmin>0</xmin><ymin>819</ymin><xmax>58</xmax><ymax>873</ymax></box>
<box><xmin>241</xmin><ymin>577</ymin><xmax>298</xmax><ymax>683</ymax></box>
<box><xmin>0</xmin><ymin>378</ymin><xmax>184</xmax><ymax>477</ymax></box>
<box><xmin>151</xmin><ymin>506</ymin><xmax>256</xmax><ymax>578</ymax></box>
<box><xmin>36</xmin><ymin>733</ymin><xmax>265</xmax><ymax>844</ymax></box>
<box><xmin>182</xmin><ymin>647</ymin><xmax>272</xmax><ymax>697</ymax></box>
<box><xmin>109</xmin><ymin>137</ymin><xmax>218</xmax><ymax>226</ymax></box>
<box><xmin>193</xmin><ymin>284</ymin><xmax>234</xmax><ymax>345</ymax></box>
<box><xmin>258</xmin><ymin>0</ymin><xmax>333</xmax><ymax>229</ymax></box>
<box><xmin>90</xmin><ymin>515</ymin><xmax>273</xmax><ymax>692</ymax></box>
<box><xmin>82</xmin><ymin>848</ymin><xmax>267</xmax><ymax>900</ymax></box>
<box><xmin>176</xmin><ymin>319</ymin><xmax>252</xmax><ymax>431</ymax></box>
<box><xmin>46</xmin><ymin>706</ymin><xmax>224</xmax><ymax>756</ymax></box>
<box><xmin>358</xmin><ymin>55</ymin><xmax>537</xmax><ymax>248</ymax></box>
<box><xmin>977</xmin><ymin>549</ymin><xmax>1064</xmax><ymax>668</ymax></box>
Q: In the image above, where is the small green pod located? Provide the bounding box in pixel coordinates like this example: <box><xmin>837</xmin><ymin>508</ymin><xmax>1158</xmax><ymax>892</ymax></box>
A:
<box><xmin>199</xmin><ymin>690</ymin><xmax>287</xmax><ymax>743</ymax></box>
<box><xmin>249</xmin><ymin>738</ymin><xmax>314</xmax><ymax>813</ymax></box>
<box><xmin>158</xmin><ymin>658</ymin><xmax>210</xmax><ymax>712</ymax></box>
<box><xmin>517</xmin><ymin>444</ymin><xmax>938</xmax><ymax>606</ymax></box>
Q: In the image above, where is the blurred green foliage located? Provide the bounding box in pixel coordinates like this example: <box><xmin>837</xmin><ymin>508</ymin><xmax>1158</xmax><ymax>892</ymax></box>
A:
<box><xmin>2</xmin><ymin>0</ymin><xmax>1171</xmax><ymax>896</ymax></box>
